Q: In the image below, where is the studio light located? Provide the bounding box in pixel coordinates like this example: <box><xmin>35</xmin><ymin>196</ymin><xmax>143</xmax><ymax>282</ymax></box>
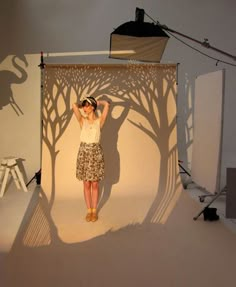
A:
<box><xmin>110</xmin><ymin>7</ymin><xmax>236</xmax><ymax>64</ymax></box>
<box><xmin>109</xmin><ymin>8</ymin><xmax>169</xmax><ymax>63</ymax></box>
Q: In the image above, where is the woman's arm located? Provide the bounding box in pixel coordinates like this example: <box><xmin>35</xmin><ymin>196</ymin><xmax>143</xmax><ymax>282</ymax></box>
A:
<box><xmin>72</xmin><ymin>102</ymin><xmax>83</xmax><ymax>127</ymax></box>
<box><xmin>97</xmin><ymin>100</ymin><xmax>110</xmax><ymax>128</ymax></box>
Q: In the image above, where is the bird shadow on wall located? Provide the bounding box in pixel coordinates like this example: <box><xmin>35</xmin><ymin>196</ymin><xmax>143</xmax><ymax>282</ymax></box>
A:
<box><xmin>0</xmin><ymin>54</ymin><xmax>28</xmax><ymax>115</ymax></box>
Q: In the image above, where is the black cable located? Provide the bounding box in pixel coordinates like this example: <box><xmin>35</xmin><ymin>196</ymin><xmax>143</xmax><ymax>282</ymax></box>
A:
<box><xmin>166</xmin><ymin>30</ymin><xmax>236</xmax><ymax>67</ymax></box>
<box><xmin>144</xmin><ymin>12</ymin><xmax>236</xmax><ymax>67</ymax></box>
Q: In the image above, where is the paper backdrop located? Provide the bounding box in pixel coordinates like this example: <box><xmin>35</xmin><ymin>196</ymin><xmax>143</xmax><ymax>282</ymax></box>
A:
<box><xmin>41</xmin><ymin>63</ymin><xmax>182</xmax><ymax>243</ymax></box>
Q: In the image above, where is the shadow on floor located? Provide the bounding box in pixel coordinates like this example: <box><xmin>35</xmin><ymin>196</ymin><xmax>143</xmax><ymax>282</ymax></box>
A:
<box><xmin>3</xmin><ymin>189</ymin><xmax>236</xmax><ymax>287</ymax></box>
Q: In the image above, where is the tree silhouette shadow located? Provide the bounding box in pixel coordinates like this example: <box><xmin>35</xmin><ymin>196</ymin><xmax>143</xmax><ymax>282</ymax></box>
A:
<box><xmin>42</xmin><ymin>63</ymin><xmax>181</xmax><ymax>225</ymax></box>
<box><xmin>106</xmin><ymin>64</ymin><xmax>181</xmax><ymax>223</ymax></box>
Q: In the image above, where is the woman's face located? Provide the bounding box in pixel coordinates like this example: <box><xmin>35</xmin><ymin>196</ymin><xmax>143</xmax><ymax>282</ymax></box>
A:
<box><xmin>83</xmin><ymin>102</ymin><xmax>94</xmax><ymax>114</ymax></box>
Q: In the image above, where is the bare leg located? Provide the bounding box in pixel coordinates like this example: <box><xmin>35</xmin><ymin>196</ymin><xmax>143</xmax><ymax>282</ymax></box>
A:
<box><xmin>91</xmin><ymin>181</ymin><xmax>99</xmax><ymax>222</ymax></box>
<box><xmin>83</xmin><ymin>181</ymin><xmax>93</xmax><ymax>222</ymax></box>
<box><xmin>91</xmin><ymin>181</ymin><xmax>99</xmax><ymax>209</ymax></box>
<box><xmin>83</xmin><ymin>181</ymin><xmax>92</xmax><ymax>208</ymax></box>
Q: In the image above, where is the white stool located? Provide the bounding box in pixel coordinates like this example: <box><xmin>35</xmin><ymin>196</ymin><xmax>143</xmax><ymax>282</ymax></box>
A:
<box><xmin>0</xmin><ymin>157</ymin><xmax>28</xmax><ymax>198</ymax></box>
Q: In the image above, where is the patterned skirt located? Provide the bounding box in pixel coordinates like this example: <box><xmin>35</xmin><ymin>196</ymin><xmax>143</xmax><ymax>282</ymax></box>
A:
<box><xmin>76</xmin><ymin>142</ymin><xmax>105</xmax><ymax>182</ymax></box>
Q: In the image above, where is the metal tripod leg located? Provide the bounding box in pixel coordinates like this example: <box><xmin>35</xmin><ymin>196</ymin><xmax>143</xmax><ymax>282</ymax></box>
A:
<box><xmin>193</xmin><ymin>188</ymin><xmax>225</xmax><ymax>220</ymax></box>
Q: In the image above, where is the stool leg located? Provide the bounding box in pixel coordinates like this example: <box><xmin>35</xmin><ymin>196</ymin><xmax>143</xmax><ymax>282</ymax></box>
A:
<box><xmin>10</xmin><ymin>168</ymin><xmax>21</xmax><ymax>190</ymax></box>
<box><xmin>0</xmin><ymin>167</ymin><xmax>10</xmax><ymax>198</ymax></box>
<box><xmin>0</xmin><ymin>164</ymin><xmax>5</xmax><ymax>183</ymax></box>
<box><xmin>14</xmin><ymin>165</ymin><xmax>28</xmax><ymax>192</ymax></box>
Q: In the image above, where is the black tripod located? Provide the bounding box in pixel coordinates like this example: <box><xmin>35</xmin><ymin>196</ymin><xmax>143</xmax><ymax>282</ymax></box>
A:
<box><xmin>26</xmin><ymin>169</ymin><xmax>41</xmax><ymax>187</ymax></box>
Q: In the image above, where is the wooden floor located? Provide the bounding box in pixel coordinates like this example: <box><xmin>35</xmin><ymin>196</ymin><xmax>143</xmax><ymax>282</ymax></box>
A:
<box><xmin>1</xmin><ymin>181</ymin><xmax>236</xmax><ymax>287</ymax></box>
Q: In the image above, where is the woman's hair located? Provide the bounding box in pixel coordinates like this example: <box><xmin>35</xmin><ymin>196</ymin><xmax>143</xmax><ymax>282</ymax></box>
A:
<box><xmin>82</xmin><ymin>96</ymin><xmax>97</xmax><ymax>111</ymax></box>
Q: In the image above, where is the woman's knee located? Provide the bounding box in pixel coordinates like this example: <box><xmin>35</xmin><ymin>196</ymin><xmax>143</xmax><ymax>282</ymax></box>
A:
<box><xmin>91</xmin><ymin>181</ymin><xmax>99</xmax><ymax>189</ymax></box>
<box><xmin>84</xmin><ymin>181</ymin><xmax>91</xmax><ymax>189</ymax></box>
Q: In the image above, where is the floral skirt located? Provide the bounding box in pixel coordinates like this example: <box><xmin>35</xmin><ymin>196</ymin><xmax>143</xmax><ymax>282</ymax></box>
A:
<box><xmin>76</xmin><ymin>142</ymin><xmax>105</xmax><ymax>182</ymax></box>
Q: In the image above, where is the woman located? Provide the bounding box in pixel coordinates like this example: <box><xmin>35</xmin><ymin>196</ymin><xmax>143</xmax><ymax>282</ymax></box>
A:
<box><xmin>72</xmin><ymin>96</ymin><xmax>110</xmax><ymax>222</ymax></box>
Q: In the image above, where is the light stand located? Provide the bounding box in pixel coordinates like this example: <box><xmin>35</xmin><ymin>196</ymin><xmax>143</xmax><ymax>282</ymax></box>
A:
<box><xmin>35</xmin><ymin>51</ymin><xmax>45</xmax><ymax>185</ymax></box>
<box><xmin>25</xmin><ymin>52</ymin><xmax>44</xmax><ymax>187</ymax></box>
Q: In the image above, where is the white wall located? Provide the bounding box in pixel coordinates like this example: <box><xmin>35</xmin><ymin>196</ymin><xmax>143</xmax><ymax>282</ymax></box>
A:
<box><xmin>0</xmin><ymin>54</ymin><xmax>41</xmax><ymax>181</ymax></box>
<box><xmin>1</xmin><ymin>0</ymin><xmax>236</xmax><ymax>186</ymax></box>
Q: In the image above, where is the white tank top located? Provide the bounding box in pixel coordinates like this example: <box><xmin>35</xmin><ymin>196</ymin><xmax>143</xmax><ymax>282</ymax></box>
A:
<box><xmin>80</xmin><ymin>118</ymin><xmax>101</xmax><ymax>144</ymax></box>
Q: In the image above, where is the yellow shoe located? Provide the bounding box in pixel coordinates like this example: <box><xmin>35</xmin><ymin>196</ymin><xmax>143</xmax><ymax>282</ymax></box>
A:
<box><xmin>91</xmin><ymin>212</ymin><xmax>98</xmax><ymax>222</ymax></box>
<box><xmin>85</xmin><ymin>212</ymin><xmax>92</xmax><ymax>222</ymax></box>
